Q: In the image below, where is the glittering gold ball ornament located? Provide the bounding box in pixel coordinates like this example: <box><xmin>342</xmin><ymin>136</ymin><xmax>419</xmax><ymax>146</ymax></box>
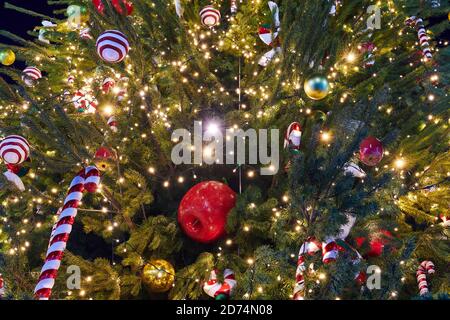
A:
<box><xmin>304</xmin><ymin>76</ymin><xmax>330</xmax><ymax>100</ymax></box>
<box><xmin>142</xmin><ymin>259</ymin><xmax>175</xmax><ymax>293</ymax></box>
<box><xmin>0</xmin><ymin>49</ymin><xmax>16</xmax><ymax>66</ymax></box>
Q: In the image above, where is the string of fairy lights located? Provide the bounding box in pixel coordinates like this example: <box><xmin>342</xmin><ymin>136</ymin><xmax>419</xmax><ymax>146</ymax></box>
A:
<box><xmin>0</xmin><ymin>0</ymin><xmax>448</xmax><ymax>299</ymax></box>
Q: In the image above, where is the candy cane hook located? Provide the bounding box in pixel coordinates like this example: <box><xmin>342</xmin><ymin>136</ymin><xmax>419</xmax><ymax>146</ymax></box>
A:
<box><xmin>417</xmin><ymin>260</ymin><xmax>435</xmax><ymax>296</ymax></box>
<box><xmin>34</xmin><ymin>166</ymin><xmax>100</xmax><ymax>300</ymax></box>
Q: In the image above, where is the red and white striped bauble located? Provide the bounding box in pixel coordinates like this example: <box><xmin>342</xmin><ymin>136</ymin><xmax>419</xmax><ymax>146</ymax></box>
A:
<box><xmin>22</xmin><ymin>66</ymin><xmax>42</xmax><ymax>87</ymax></box>
<box><xmin>200</xmin><ymin>5</ymin><xmax>221</xmax><ymax>27</ymax></box>
<box><xmin>80</xmin><ymin>27</ymin><xmax>93</xmax><ymax>40</ymax></box>
<box><xmin>107</xmin><ymin>116</ymin><xmax>118</xmax><ymax>132</ymax></box>
<box><xmin>203</xmin><ymin>269</ymin><xmax>237</xmax><ymax>299</ymax></box>
<box><xmin>72</xmin><ymin>89</ymin><xmax>98</xmax><ymax>113</ymax></box>
<box><xmin>417</xmin><ymin>260</ymin><xmax>435</xmax><ymax>296</ymax></box>
<box><xmin>96</xmin><ymin>30</ymin><xmax>129</xmax><ymax>63</ymax></box>
<box><xmin>0</xmin><ymin>135</ymin><xmax>30</xmax><ymax>165</ymax></box>
<box><xmin>34</xmin><ymin>166</ymin><xmax>100</xmax><ymax>300</ymax></box>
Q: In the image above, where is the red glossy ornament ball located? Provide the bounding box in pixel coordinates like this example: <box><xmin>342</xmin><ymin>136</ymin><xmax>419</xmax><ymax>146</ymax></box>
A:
<box><xmin>178</xmin><ymin>181</ymin><xmax>236</xmax><ymax>243</ymax></box>
<box><xmin>92</xmin><ymin>0</ymin><xmax>133</xmax><ymax>16</ymax></box>
<box><xmin>359</xmin><ymin>136</ymin><xmax>383</xmax><ymax>166</ymax></box>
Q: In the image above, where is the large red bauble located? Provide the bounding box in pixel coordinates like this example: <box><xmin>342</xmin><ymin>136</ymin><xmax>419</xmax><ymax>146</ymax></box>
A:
<box><xmin>178</xmin><ymin>181</ymin><xmax>236</xmax><ymax>243</ymax></box>
<box><xmin>92</xmin><ymin>0</ymin><xmax>133</xmax><ymax>16</ymax></box>
<box><xmin>359</xmin><ymin>136</ymin><xmax>383</xmax><ymax>166</ymax></box>
<box><xmin>355</xmin><ymin>230</ymin><xmax>393</xmax><ymax>258</ymax></box>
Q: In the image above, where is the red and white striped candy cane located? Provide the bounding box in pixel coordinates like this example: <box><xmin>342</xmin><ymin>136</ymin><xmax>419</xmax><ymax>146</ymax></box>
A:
<box><xmin>107</xmin><ymin>116</ymin><xmax>118</xmax><ymax>132</ymax></box>
<box><xmin>34</xmin><ymin>166</ymin><xmax>100</xmax><ymax>300</ymax></box>
<box><xmin>417</xmin><ymin>260</ymin><xmax>435</xmax><ymax>296</ymax></box>
<box><xmin>405</xmin><ymin>16</ymin><xmax>432</xmax><ymax>60</ymax></box>
<box><xmin>293</xmin><ymin>236</ymin><xmax>362</xmax><ymax>299</ymax></box>
<box><xmin>293</xmin><ymin>237</ymin><xmax>321</xmax><ymax>300</ymax></box>
<box><xmin>322</xmin><ymin>238</ymin><xmax>339</xmax><ymax>264</ymax></box>
<box><xmin>203</xmin><ymin>269</ymin><xmax>237</xmax><ymax>299</ymax></box>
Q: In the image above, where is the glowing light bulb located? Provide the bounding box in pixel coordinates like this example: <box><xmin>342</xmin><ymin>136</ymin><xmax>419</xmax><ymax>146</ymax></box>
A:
<box><xmin>346</xmin><ymin>52</ymin><xmax>356</xmax><ymax>63</ymax></box>
<box><xmin>394</xmin><ymin>158</ymin><xmax>406</xmax><ymax>169</ymax></box>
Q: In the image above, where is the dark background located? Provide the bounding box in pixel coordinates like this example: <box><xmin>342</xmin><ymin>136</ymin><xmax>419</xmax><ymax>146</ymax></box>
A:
<box><xmin>0</xmin><ymin>0</ymin><xmax>57</xmax><ymax>44</ymax></box>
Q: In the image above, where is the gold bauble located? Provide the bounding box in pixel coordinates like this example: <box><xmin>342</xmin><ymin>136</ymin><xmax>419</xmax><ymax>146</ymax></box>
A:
<box><xmin>304</xmin><ymin>76</ymin><xmax>330</xmax><ymax>100</ymax></box>
<box><xmin>0</xmin><ymin>49</ymin><xmax>16</xmax><ymax>66</ymax></box>
<box><xmin>142</xmin><ymin>259</ymin><xmax>175</xmax><ymax>293</ymax></box>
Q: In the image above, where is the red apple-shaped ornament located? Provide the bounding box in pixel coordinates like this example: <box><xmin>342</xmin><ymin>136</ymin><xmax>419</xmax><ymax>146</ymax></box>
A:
<box><xmin>359</xmin><ymin>136</ymin><xmax>383</xmax><ymax>166</ymax></box>
<box><xmin>178</xmin><ymin>181</ymin><xmax>236</xmax><ymax>243</ymax></box>
<box><xmin>92</xmin><ymin>0</ymin><xmax>133</xmax><ymax>16</ymax></box>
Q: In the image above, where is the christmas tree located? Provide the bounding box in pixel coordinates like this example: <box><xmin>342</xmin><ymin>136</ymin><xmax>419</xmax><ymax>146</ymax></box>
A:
<box><xmin>0</xmin><ymin>0</ymin><xmax>448</xmax><ymax>301</ymax></box>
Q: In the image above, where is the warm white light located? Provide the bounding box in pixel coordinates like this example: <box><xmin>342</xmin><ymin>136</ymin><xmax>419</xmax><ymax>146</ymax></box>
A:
<box><xmin>321</xmin><ymin>132</ymin><xmax>331</xmax><ymax>142</ymax></box>
<box><xmin>394</xmin><ymin>158</ymin><xmax>406</xmax><ymax>169</ymax></box>
<box><xmin>346</xmin><ymin>52</ymin><xmax>356</xmax><ymax>63</ymax></box>
<box><xmin>103</xmin><ymin>105</ymin><xmax>114</xmax><ymax>116</ymax></box>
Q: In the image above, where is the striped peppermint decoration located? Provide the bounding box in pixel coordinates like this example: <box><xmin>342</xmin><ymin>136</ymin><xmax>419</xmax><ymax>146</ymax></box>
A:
<box><xmin>22</xmin><ymin>67</ymin><xmax>42</xmax><ymax>86</ymax></box>
<box><xmin>107</xmin><ymin>116</ymin><xmax>118</xmax><ymax>132</ymax></box>
<box><xmin>417</xmin><ymin>260</ymin><xmax>435</xmax><ymax>296</ymax></box>
<box><xmin>0</xmin><ymin>135</ymin><xmax>30</xmax><ymax>165</ymax></box>
<box><xmin>34</xmin><ymin>166</ymin><xmax>100</xmax><ymax>300</ymax></box>
<box><xmin>405</xmin><ymin>16</ymin><xmax>432</xmax><ymax>60</ymax></box>
<box><xmin>200</xmin><ymin>5</ymin><xmax>221</xmax><ymax>27</ymax></box>
<box><xmin>79</xmin><ymin>27</ymin><xmax>93</xmax><ymax>40</ymax></box>
<box><xmin>203</xmin><ymin>269</ymin><xmax>237</xmax><ymax>299</ymax></box>
<box><xmin>96</xmin><ymin>30</ymin><xmax>130</xmax><ymax>63</ymax></box>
